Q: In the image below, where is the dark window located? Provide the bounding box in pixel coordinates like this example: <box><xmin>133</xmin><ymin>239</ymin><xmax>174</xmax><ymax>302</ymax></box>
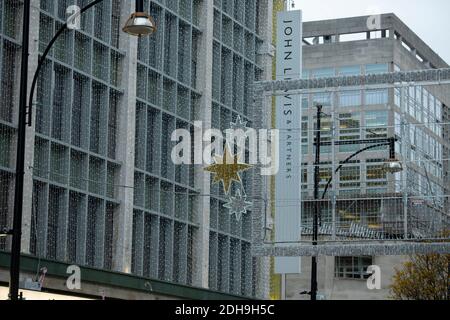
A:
<box><xmin>335</xmin><ymin>256</ymin><xmax>373</xmax><ymax>279</ymax></box>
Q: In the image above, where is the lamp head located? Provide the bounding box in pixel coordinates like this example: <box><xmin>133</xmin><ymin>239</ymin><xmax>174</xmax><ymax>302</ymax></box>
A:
<box><xmin>0</xmin><ymin>228</ymin><xmax>13</xmax><ymax>237</ymax></box>
<box><xmin>123</xmin><ymin>12</ymin><xmax>156</xmax><ymax>37</ymax></box>
<box><xmin>383</xmin><ymin>159</ymin><xmax>403</xmax><ymax>174</ymax></box>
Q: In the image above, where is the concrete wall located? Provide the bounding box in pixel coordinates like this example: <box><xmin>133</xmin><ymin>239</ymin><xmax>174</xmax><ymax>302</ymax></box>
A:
<box><xmin>303</xmin><ymin>13</ymin><xmax>448</xmax><ymax>69</ymax></box>
<box><xmin>285</xmin><ymin>256</ymin><xmax>406</xmax><ymax>300</ymax></box>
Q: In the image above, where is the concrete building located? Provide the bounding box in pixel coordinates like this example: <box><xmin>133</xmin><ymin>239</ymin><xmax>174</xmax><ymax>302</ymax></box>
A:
<box><xmin>283</xmin><ymin>13</ymin><xmax>450</xmax><ymax>300</ymax></box>
<box><xmin>0</xmin><ymin>0</ymin><xmax>275</xmax><ymax>299</ymax></box>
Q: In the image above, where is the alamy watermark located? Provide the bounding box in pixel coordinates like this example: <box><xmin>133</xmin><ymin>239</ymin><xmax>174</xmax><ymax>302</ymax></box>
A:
<box><xmin>366</xmin><ymin>265</ymin><xmax>381</xmax><ymax>290</ymax></box>
<box><xmin>66</xmin><ymin>265</ymin><xmax>81</xmax><ymax>290</ymax></box>
<box><xmin>366</xmin><ymin>14</ymin><xmax>381</xmax><ymax>30</ymax></box>
<box><xmin>171</xmin><ymin>122</ymin><xmax>280</xmax><ymax>176</ymax></box>
<box><xmin>67</xmin><ymin>5</ymin><xmax>81</xmax><ymax>30</ymax></box>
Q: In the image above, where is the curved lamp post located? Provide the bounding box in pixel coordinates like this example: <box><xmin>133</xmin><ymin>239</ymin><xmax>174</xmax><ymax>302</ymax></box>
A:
<box><xmin>309</xmin><ymin>105</ymin><xmax>403</xmax><ymax>301</ymax></box>
<box><xmin>10</xmin><ymin>0</ymin><xmax>155</xmax><ymax>301</ymax></box>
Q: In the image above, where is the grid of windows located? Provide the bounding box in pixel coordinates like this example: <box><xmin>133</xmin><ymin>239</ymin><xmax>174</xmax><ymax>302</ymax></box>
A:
<box><xmin>132</xmin><ymin>0</ymin><xmax>201</xmax><ymax>286</ymax></box>
<box><xmin>300</xmin><ymin>62</ymin><xmax>448</xmax><ymax>239</ymax></box>
<box><xmin>365</xmin><ymin>89</ymin><xmax>388</xmax><ymax>105</ymax></box>
<box><xmin>366</xmin><ymin>159</ymin><xmax>388</xmax><ymax>189</ymax></box>
<box><xmin>30</xmin><ymin>0</ymin><xmax>124</xmax><ymax>269</ymax></box>
<box><xmin>339</xmin><ymin>113</ymin><xmax>361</xmax><ymax>153</ymax></box>
<box><xmin>208</xmin><ymin>0</ymin><xmax>262</xmax><ymax>296</ymax></box>
<box><xmin>395</xmin><ymin>85</ymin><xmax>443</xmax><ymax>138</ymax></box>
<box><xmin>339</xmin><ymin>90</ymin><xmax>361</xmax><ymax>107</ymax></box>
<box><xmin>339</xmin><ymin>161</ymin><xmax>361</xmax><ymax>190</ymax></box>
<box><xmin>392</xmin><ymin>76</ymin><xmax>445</xmax><ymax>188</ymax></box>
<box><xmin>126</xmin><ymin>0</ymin><xmax>263</xmax><ymax>295</ymax></box>
<box><xmin>0</xmin><ymin>0</ymin><xmax>21</xmax><ymax>250</ymax></box>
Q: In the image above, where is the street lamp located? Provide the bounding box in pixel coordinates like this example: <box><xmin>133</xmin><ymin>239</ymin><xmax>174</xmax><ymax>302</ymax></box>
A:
<box><xmin>310</xmin><ymin>104</ymin><xmax>403</xmax><ymax>300</ymax></box>
<box><xmin>383</xmin><ymin>160</ymin><xmax>403</xmax><ymax>174</ymax></box>
<box><xmin>123</xmin><ymin>0</ymin><xmax>156</xmax><ymax>36</ymax></box>
<box><xmin>0</xmin><ymin>228</ymin><xmax>13</xmax><ymax>238</ymax></box>
<box><xmin>123</xmin><ymin>12</ymin><xmax>156</xmax><ymax>36</ymax></box>
<box><xmin>383</xmin><ymin>140</ymin><xmax>403</xmax><ymax>174</ymax></box>
<box><xmin>9</xmin><ymin>0</ymin><xmax>155</xmax><ymax>301</ymax></box>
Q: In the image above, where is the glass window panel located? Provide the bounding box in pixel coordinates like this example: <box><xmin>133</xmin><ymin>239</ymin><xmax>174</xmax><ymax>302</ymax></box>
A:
<box><xmin>302</xmin><ymin>69</ymin><xmax>309</xmax><ymax>79</ymax></box>
<box><xmin>367</xmin><ymin>159</ymin><xmax>387</xmax><ymax>182</ymax></box>
<box><xmin>313</xmin><ymin>92</ymin><xmax>332</xmax><ymax>107</ymax></box>
<box><xmin>366</xmin><ymin>111</ymin><xmax>388</xmax><ymax>127</ymax></box>
<box><xmin>365</xmin><ymin>89</ymin><xmax>388</xmax><ymax>105</ymax></box>
<box><xmin>338</xmin><ymin>65</ymin><xmax>361</xmax><ymax>76</ymax></box>
<box><xmin>339</xmin><ymin>113</ymin><xmax>360</xmax><ymax>152</ymax></box>
<box><xmin>365</xmin><ymin>64</ymin><xmax>388</xmax><ymax>74</ymax></box>
<box><xmin>311</xmin><ymin>68</ymin><xmax>335</xmax><ymax>79</ymax></box>
<box><xmin>339</xmin><ymin>90</ymin><xmax>361</xmax><ymax>107</ymax></box>
<box><xmin>394</xmin><ymin>112</ymin><xmax>401</xmax><ymax>136</ymax></box>
<box><xmin>335</xmin><ymin>257</ymin><xmax>373</xmax><ymax>279</ymax></box>
<box><xmin>365</xmin><ymin>111</ymin><xmax>388</xmax><ymax>144</ymax></box>
<box><xmin>394</xmin><ymin>88</ymin><xmax>401</xmax><ymax>108</ymax></box>
<box><xmin>302</xmin><ymin>96</ymin><xmax>309</xmax><ymax>109</ymax></box>
<box><xmin>339</xmin><ymin>165</ymin><xmax>360</xmax><ymax>188</ymax></box>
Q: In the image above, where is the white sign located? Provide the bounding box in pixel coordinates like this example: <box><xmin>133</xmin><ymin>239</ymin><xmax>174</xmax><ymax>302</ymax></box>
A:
<box><xmin>274</xmin><ymin>10</ymin><xmax>302</xmax><ymax>274</ymax></box>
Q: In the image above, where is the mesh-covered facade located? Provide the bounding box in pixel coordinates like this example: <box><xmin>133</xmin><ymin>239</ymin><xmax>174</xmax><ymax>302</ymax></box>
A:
<box><xmin>0</xmin><ymin>0</ymin><xmax>274</xmax><ymax>298</ymax></box>
<box><xmin>297</xmin><ymin>14</ymin><xmax>450</xmax><ymax>242</ymax></box>
<box><xmin>0</xmin><ymin>0</ymin><xmax>22</xmax><ymax>252</ymax></box>
<box><xmin>207</xmin><ymin>0</ymin><xmax>267</xmax><ymax>296</ymax></box>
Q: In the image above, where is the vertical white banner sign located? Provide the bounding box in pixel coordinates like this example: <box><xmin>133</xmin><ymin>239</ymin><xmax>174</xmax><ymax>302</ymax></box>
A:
<box><xmin>275</xmin><ymin>10</ymin><xmax>302</xmax><ymax>274</ymax></box>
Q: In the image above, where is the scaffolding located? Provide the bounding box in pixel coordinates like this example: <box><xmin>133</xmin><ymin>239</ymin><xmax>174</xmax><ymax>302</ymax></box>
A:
<box><xmin>252</xmin><ymin>68</ymin><xmax>450</xmax><ymax>257</ymax></box>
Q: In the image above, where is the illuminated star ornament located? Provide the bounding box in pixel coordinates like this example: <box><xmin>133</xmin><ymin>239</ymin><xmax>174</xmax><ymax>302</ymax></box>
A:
<box><xmin>204</xmin><ymin>144</ymin><xmax>252</xmax><ymax>194</ymax></box>
<box><xmin>224</xmin><ymin>189</ymin><xmax>252</xmax><ymax>221</ymax></box>
<box><xmin>230</xmin><ymin>115</ymin><xmax>248</xmax><ymax>131</ymax></box>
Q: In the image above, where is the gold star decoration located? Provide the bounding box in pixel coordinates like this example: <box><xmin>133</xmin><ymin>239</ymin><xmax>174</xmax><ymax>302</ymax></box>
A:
<box><xmin>204</xmin><ymin>145</ymin><xmax>253</xmax><ymax>194</ymax></box>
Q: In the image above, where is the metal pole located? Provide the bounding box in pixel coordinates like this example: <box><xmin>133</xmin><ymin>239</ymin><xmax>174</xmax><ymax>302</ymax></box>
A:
<box><xmin>399</xmin><ymin>86</ymin><xmax>409</xmax><ymax>240</ymax></box>
<box><xmin>311</xmin><ymin>105</ymin><xmax>322</xmax><ymax>301</ymax></box>
<box><xmin>331</xmin><ymin>104</ymin><xmax>337</xmax><ymax>241</ymax></box>
<box><xmin>136</xmin><ymin>0</ymin><xmax>144</xmax><ymax>12</ymax></box>
<box><xmin>389</xmin><ymin>137</ymin><xmax>395</xmax><ymax>160</ymax></box>
<box><xmin>9</xmin><ymin>0</ymin><xmax>31</xmax><ymax>301</ymax></box>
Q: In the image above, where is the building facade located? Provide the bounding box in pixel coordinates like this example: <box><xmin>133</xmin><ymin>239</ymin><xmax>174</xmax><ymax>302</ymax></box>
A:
<box><xmin>284</xmin><ymin>14</ymin><xmax>450</xmax><ymax>300</ymax></box>
<box><xmin>0</xmin><ymin>0</ymin><xmax>274</xmax><ymax>298</ymax></box>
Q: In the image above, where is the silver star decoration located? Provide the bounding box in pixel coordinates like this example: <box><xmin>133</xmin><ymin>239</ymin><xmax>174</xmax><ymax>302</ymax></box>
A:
<box><xmin>230</xmin><ymin>116</ymin><xmax>248</xmax><ymax>132</ymax></box>
<box><xmin>223</xmin><ymin>189</ymin><xmax>252</xmax><ymax>221</ymax></box>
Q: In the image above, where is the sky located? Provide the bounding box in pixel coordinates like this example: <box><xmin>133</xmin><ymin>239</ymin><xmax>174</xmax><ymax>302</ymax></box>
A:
<box><xmin>292</xmin><ymin>0</ymin><xmax>450</xmax><ymax>64</ymax></box>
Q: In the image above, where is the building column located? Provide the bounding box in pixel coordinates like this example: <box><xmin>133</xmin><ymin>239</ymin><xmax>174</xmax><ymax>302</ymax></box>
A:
<box><xmin>112</xmin><ymin>1</ymin><xmax>138</xmax><ymax>273</ymax></box>
<box><xmin>389</xmin><ymin>28</ymin><xmax>396</xmax><ymax>39</ymax></box>
<box><xmin>191</xmin><ymin>0</ymin><xmax>214</xmax><ymax>289</ymax></box>
<box><xmin>255</xmin><ymin>0</ymin><xmax>274</xmax><ymax>300</ymax></box>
